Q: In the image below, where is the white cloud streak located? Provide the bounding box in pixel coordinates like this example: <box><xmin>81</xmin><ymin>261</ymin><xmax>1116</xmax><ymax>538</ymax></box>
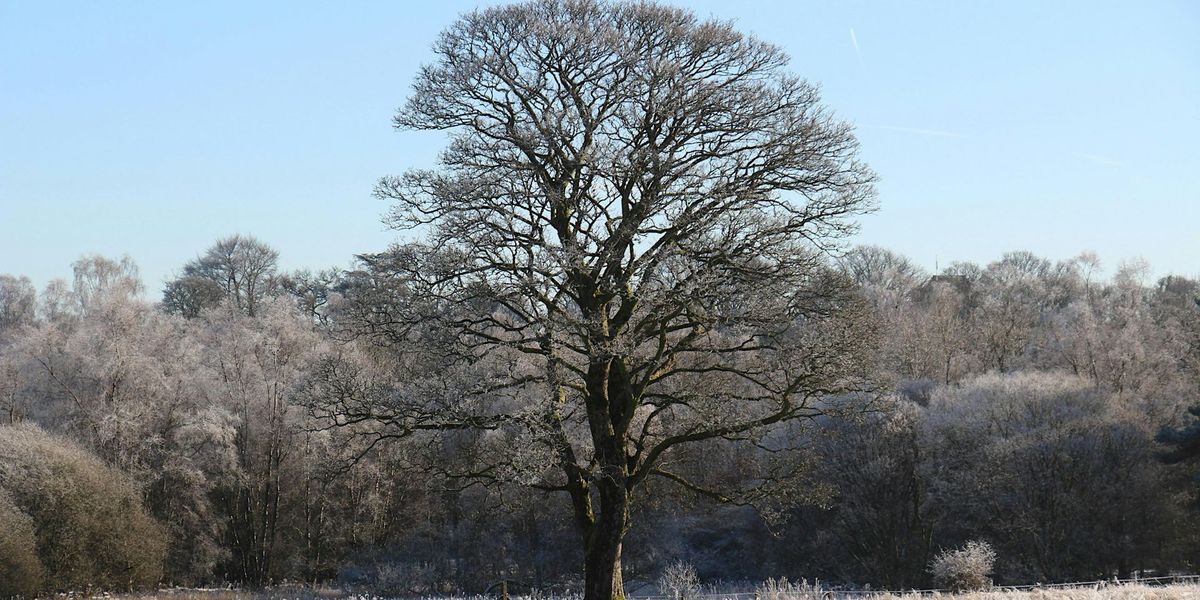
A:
<box><xmin>850</xmin><ymin>28</ymin><xmax>864</xmax><ymax>68</ymax></box>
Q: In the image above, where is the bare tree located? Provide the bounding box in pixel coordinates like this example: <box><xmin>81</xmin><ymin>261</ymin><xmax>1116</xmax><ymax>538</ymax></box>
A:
<box><xmin>971</xmin><ymin>252</ymin><xmax>1050</xmax><ymax>373</ymax></box>
<box><xmin>71</xmin><ymin>254</ymin><xmax>143</xmax><ymax>313</ymax></box>
<box><xmin>922</xmin><ymin>372</ymin><xmax>1175</xmax><ymax>581</ymax></box>
<box><xmin>277</xmin><ymin>268</ymin><xmax>342</xmax><ymax>325</ymax></box>
<box><xmin>815</xmin><ymin>399</ymin><xmax>932</xmax><ymax>589</ymax></box>
<box><xmin>199</xmin><ymin>299</ymin><xmax>324</xmax><ymax>583</ymax></box>
<box><xmin>172</xmin><ymin>235</ymin><xmax>279</xmax><ymax>317</ymax></box>
<box><xmin>0</xmin><ymin>275</ymin><xmax>37</xmax><ymax>337</ymax></box>
<box><xmin>840</xmin><ymin>245</ymin><xmax>926</xmax><ymax>312</ymax></box>
<box><xmin>162</xmin><ymin>275</ymin><xmax>225</xmax><ymax>319</ymax></box>
<box><xmin>306</xmin><ymin>2</ymin><xmax>877</xmax><ymax>598</ymax></box>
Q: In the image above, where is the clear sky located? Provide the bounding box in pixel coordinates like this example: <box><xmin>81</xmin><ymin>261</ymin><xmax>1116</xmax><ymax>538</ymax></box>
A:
<box><xmin>2</xmin><ymin>1</ymin><xmax>1198</xmax><ymax>292</ymax></box>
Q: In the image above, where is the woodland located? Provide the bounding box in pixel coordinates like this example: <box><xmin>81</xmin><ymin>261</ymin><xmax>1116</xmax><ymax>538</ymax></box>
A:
<box><xmin>3</xmin><ymin>243</ymin><xmax>1198</xmax><ymax>597</ymax></box>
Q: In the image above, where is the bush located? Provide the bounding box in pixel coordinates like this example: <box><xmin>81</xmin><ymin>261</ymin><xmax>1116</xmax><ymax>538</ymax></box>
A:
<box><xmin>658</xmin><ymin>561</ymin><xmax>700</xmax><ymax>600</ymax></box>
<box><xmin>929</xmin><ymin>539</ymin><xmax>996</xmax><ymax>592</ymax></box>
<box><xmin>755</xmin><ymin>578</ymin><xmax>827</xmax><ymax>600</ymax></box>
<box><xmin>0</xmin><ymin>488</ymin><xmax>42</xmax><ymax>599</ymax></box>
<box><xmin>0</xmin><ymin>423</ymin><xmax>166</xmax><ymax>594</ymax></box>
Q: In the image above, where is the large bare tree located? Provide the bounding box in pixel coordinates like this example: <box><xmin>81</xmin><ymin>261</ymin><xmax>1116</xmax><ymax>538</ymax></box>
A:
<box><xmin>309</xmin><ymin>1</ymin><xmax>877</xmax><ymax>598</ymax></box>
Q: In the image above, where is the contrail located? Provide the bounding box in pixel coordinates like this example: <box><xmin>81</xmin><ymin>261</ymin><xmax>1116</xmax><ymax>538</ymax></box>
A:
<box><xmin>850</xmin><ymin>28</ymin><xmax>864</xmax><ymax>68</ymax></box>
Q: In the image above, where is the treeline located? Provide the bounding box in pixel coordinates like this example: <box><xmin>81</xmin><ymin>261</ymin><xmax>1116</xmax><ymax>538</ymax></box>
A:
<box><xmin>0</xmin><ymin>239</ymin><xmax>1198</xmax><ymax>594</ymax></box>
<box><xmin>778</xmin><ymin>248</ymin><xmax>1200</xmax><ymax>587</ymax></box>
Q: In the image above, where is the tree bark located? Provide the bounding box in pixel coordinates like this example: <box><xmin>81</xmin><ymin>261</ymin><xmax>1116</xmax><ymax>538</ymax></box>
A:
<box><xmin>583</xmin><ymin>481</ymin><xmax>629</xmax><ymax>600</ymax></box>
<box><xmin>578</xmin><ymin>353</ymin><xmax>633</xmax><ymax>600</ymax></box>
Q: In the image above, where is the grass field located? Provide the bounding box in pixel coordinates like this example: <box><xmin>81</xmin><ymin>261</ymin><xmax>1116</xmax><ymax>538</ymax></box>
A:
<box><xmin>85</xmin><ymin>582</ymin><xmax>1200</xmax><ymax>600</ymax></box>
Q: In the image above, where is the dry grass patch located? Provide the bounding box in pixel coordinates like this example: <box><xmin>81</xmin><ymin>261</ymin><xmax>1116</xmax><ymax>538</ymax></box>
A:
<box><xmin>872</xmin><ymin>583</ymin><xmax>1200</xmax><ymax>599</ymax></box>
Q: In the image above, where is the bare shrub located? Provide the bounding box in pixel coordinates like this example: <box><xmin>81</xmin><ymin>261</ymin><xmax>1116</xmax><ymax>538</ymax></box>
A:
<box><xmin>0</xmin><ymin>488</ymin><xmax>42</xmax><ymax>599</ymax></box>
<box><xmin>928</xmin><ymin>539</ymin><xmax>996</xmax><ymax>592</ymax></box>
<box><xmin>0</xmin><ymin>423</ymin><xmax>166</xmax><ymax>593</ymax></box>
<box><xmin>755</xmin><ymin>577</ymin><xmax>827</xmax><ymax>600</ymax></box>
<box><xmin>658</xmin><ymin>561</ymin><xmax>700</xmax><ymax>600</ymax></box>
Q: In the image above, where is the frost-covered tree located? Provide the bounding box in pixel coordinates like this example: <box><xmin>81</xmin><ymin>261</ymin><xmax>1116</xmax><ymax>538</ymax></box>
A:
<box><xmin>0</xmin><ymin>423</ymin><xmax>166</xmax><ymax>593</ymax></box>
<box><xmin>922</xmin><ymin>372</ymin><xmax>1175</xmax><ymax>581</ymax></box>
<box><xmin>0</xmin><ymin>275</ymin><xmax>37</xmax><ymax>338</ymax></box>
<box><xmin>71</xmin><ymin>254</ymin><xmax>143</xmax><ymax>314</ymax></box>
<box><xmin>198</xmin><ymin>299</ymin><xmax>327</xmax><ymax>583</ymax></box>
<box><xmin>970</xmin><ymin>252</ymin><xmax>1052</xmax><ymax>373</ymax></box>
<box><xmin>840</xmin><ymin>245</ymin><xmax>926</xmax><ymax>312</ymax></box>
<box><xmin>169</xmin><ymin>235</ymin><xmax>279</xmax><ymax>317</ymax></box>
<box><xmin>308</xmin><ymin>1</ymin><xmax>877</xmax><ymax>598</ymax></box>
<box><xmin>7</xmin><ymin>265</ymin><xmax>234</xmax><ymax>583</ymax></box>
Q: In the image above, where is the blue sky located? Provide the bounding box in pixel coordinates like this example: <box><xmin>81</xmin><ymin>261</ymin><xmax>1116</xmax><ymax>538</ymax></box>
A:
<box><xmin>2</xmin><ymin>1</ymin><xmax>1198</xmax><ymax>291</ymax></box>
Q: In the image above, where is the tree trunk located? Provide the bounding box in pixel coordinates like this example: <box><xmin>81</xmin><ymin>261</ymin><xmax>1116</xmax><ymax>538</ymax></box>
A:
<box><xmin>584</xmin><ymin>537</ymin><xmax>624</xmax><ymax>600</ymax></box>
<box><xmin>577</xmin><ymin>318</ymin><xmax>636</xmax><ymax>600</ymax></box>
<box><xmin>583</xmin><ymin>482</ymin><xmax>629</xmax><ymax>600</ymax></box>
